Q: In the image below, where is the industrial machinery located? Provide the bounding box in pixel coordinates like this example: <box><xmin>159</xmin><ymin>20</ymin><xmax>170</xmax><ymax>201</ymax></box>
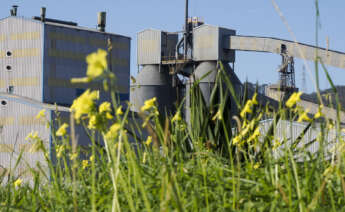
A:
<box><xmin>131</xmin><ymin>0</ymin><xmax>345</xmax><ymax>121</ymax></box>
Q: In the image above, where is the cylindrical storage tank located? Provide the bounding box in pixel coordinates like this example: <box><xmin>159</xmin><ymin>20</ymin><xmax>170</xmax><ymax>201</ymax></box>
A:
<box><xmin>193</xmin><ymin>61</ymin><xmax>242</xmax><ymax>106</ymax></box>
<box><xmin>130</xmin><ymin>65</ymin><xmax>176</xmax><ymax>114</ymax></box>
<box><xmin>193</xmin><ymin>61</ymin><xmax>218</xmax><ymax>106</ymax></box>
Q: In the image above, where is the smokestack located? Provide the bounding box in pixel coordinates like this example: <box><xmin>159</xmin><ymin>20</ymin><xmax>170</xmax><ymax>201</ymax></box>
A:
<box><xmin>41</xmin><ymin>7</ymin><xmax>46</xmax><ymax>22</ymax></box>
<box><xmin>97</xmin><ymin>12</ymin><xmax>106</xmax><ymax>32</ymax></box>
<box><xmin>10</xmin><ymin>5</ymin><xmax>18</xmax><ymax>16</ymax></box>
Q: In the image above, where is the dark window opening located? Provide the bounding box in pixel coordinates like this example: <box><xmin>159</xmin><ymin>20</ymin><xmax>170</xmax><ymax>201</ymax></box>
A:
<box><xmin>6</xmin><ymin>65</ymin><xmax>11</xmax><ymax>71</ymax></box>
<box><xmin>7</xmin><ymin>86</ymin><xmax>14</xmax><ymax>94</ymax></box>
<box><xmin>1</xmin><ymin>100</ymin><xmax>7</xmax><ymax>106</ymax></box>
<box><xmin>6</xmin><ymin>51</ymin><xmax>12</xmax><ymax>57</ymax></box>
<box><xmin>76</xmin><ymin>88</ymin><xmax>85</xmax><ymax>97</ymax></box>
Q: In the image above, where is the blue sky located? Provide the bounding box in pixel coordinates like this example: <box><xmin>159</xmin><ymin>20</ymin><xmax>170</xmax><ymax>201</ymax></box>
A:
<box><xmin>1</xmin><ymin>0</ymin><xmax>345</xmax><ymax>93</ymax></box>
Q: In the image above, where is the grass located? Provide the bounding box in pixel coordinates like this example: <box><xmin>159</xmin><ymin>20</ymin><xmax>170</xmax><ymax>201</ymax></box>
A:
<box><xmin>1</xmin><ymin>1</ymin><xmax>345</xmax><ymax>211</ymax></box>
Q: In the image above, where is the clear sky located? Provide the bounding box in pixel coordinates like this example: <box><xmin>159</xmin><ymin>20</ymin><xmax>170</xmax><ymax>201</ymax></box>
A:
<box><xmin>1</xmin><ymin>0</ymin><xmax>345</xmax><ymax>93</ymax></box>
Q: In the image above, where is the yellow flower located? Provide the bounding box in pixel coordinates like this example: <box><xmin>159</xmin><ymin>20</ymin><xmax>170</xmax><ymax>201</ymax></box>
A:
<box><xmin>253</xmin><ymin>163</ymin><xmax>260</xmax><ymax>169</ymax></box>
<box><xmin>90</xmin><ymin>155</ymin><xmax>95</xmax><ymax>162</ymax></box>
<box><xmin>106</xmin><ymin>112</ymin><xmax>114</xmax><ymax>120</ymax></box>
<box><xmin>36</xmin><ymin>109</ymin><xmax>46</xmax><ymax>119</ymax></box>
<box><xmin>116</xmin><ymin>106</ymin><xmax>123</xmax><ymax>115</ymax></box>
<box><xmin>297</xmin><ymin>109</ymin><xmax>311</xmax><ymax>123</ymax></box>
<box><xmin>25</xmin><ymin>131</ymin><xmax>39</xmax><ymax>141</ymax></box>
<box><xmin>212</xmin><ymin>110</ymin><xmax>223</xmax><ymax>121</ymax></box>
<box><xmin>70</xmin><ymin>153</ymin><xmax>78</xmax><ymax>160</ymax></box>
<box><xmin>140</xmin><ymin>97</ymin><xmax>157</xmax><ymax>112</ymax></box>
<box><xmin>240</xmin><ymin>100</ymin><xmax>253</xmax><ymax>118</ymax></box>
<box><xmin>248</xmin><ymin>127</ymin><xmax>260</xmax><ymax>142</ymax></box>
<box><xmin>14</xmin><ymin>178</ymin><xmax>22</xmax><ymax>187</ymax></box>
<box><xmin>105</xmin><ymin>123</ymin><xmax>121</xmax><ymax>140</ymax></box>
<box><xmin>99</xmin><ymin>102</ymin><xmax>112</xmax><ymax>113</ymax></box>
<box><xmin>56</xmin><ymin>145</ymin><xmax>65</xmax><ymax>158</ymax></box>
<box><xmin>56</xmin><ymin>123</ymin><xmax>68</xmax><ymax>137</ymax></box>
<box><xmin>233</xmin><ymin>135</ymin><xmax>241</xmax><ymax>145</ymax></box>
<box><xmin>71</xmin><ymin>77</ymin><xmax>91</xmax><ymax>84</ymax></box>
<box><xmin>272</xmin><ymin>139</ymin><xmax>281</xmax><ymax>150</ymax></box>
<box><xmin>82</xmin><ymin>160</ymin><xmax>89</xmax><ymax>169</ymax></box>
<box><xmin>252</xmin><ymin>93</ymin><xmax>258</xmax><ymax>105</ymax></box>
<box><xmin>88</xmin><ymin>115</ymin><xmax>98</xmax><ymax>130</ymax></box>
<box><xmin>29</xmin><ymin>140</ymin><xmax>43</xmax><ymax>153</ymax></box>
<box><xmin>86</xmin><ymin>49</ymin><xmax>108</xmax><ymax>79</ymax></box>
<box><xmin>145</xmin><ymin>136</ymin><xmax>152</xmax><ymax>146</ymax></box>
<box><xmin>286</xmin><ymin>92</ymin><xmax>302</xmax><ymax>108</ymax></box>
<box><xmin>314</xmin><ymin>105</ymin><xmax>324</xmax><ymax>119</ymax></box>
<box><xmin>172</xmin><ymin>111</ymin><xmax>182</xmax><ymax>122</ymax></box>
<box><xmin>71</xmin><ymin>89</ymin><xmax>99</xmax><ymax>121</ymax></box>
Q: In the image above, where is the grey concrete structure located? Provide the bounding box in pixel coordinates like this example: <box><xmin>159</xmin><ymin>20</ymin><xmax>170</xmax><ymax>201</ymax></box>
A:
<box><xmin>228</xmin><ymin>36</ymin><xmax>345</xmax><ymax>69</ymax></box>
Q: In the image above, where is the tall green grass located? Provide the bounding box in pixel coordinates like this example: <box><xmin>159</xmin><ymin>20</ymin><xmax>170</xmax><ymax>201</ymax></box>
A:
<box><xmin>1</xmin><ymin>1</ymin><xmax>345</xmax><ymax>211</ymax></box>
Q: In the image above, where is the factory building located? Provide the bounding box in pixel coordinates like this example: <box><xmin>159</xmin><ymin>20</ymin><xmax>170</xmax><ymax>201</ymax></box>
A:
<box><xmin>0</xmin><ymin>8</ymin><xmax>131</xmax><ymax>179</ymax></box>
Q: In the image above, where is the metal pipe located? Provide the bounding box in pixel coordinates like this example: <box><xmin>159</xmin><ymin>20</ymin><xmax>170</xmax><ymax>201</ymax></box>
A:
<box><xmin>175</xmin><ymin>37</ymin><xmax>184</xmax><ymax>58</ymax></box>
<box><xmin>184</xmin><ymin>0</ymin><xmax>189</xmax><ymax>59</ymax></box>
<box><xmin>97</xmin><ymin>12</ymin><xmax>106</xmax><ymax>32</ymax></box>
<box><xmin>11</xmin><ymin>5</ymin><xmax>18</xmax><ymax>16</ymax></box>
<box><xmin>41</xmin><ymin>7</ymin><xmax>46</xmax><ymax>22</ymax></box>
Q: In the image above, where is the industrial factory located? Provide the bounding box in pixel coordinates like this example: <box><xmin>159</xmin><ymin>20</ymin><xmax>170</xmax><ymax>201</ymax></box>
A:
<box><xmin>1</xmin><ymin>1</ymin><xmax>345</xmax><ymax>179</ymax></box>
<box><xmin>0</xmin><ymin>6</ymin><xmax>130</xmax><ymax>177</ymax></box>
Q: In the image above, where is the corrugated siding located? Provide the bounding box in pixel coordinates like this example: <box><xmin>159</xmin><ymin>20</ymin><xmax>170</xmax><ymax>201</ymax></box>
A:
<box><xmin>193</xmin><ymin>25</ymin><xmax>219</xmax><ymax>61</ymax></box>
<box><xmin>43</xmin><ymin>24</ymin><xmax>130</xmax><ymax>106</ymax></box>
<box><xmin>0</xmin><ymin>99</ymin><xmax>51</xmax><ymax>181</ymax></box>
<box><xmin>260</xmin><ymin>119</ymin><xmax>338</xmax><ymax>159</ymax></box>
<box><xmin>51</xmin><ymin>111</ymin><xmax>94</xmax><ymax>147</ymax></box>
<box><xmin>0</xmin><ymin>17</ymin><xmax>43</xmax><ymax>101</ymax></box>
<box><xmin>193</xmin><ymin>25</ymin><xmax>236</xmax><ymax>62</ymax></box>
<box><xmin>137</xmin><ymin>29</ymin><xmax>162</xmax><ymax>65</ymax></box>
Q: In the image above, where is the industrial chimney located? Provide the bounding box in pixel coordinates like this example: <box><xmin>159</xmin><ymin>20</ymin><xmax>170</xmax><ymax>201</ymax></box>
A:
<box><xmin>10</xmin><ymin>5</ymin><xmax>18</xmax><ymax>16</ymax></box>
<box><xmin>40</xmin><ymin>7</ymin><xmax>46</xmax><ymax>22</ymax></box>
<box><xmin>97</xmin><ymin>12</ymin><xmax>106</xmax><ymax>32</ymax></box>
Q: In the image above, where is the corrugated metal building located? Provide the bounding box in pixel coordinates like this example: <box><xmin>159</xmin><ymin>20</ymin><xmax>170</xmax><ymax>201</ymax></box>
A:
<box><xmin>0</xmin><ymin>15</ymin><xmax>131</xmax><ymax>180</ymax></box>
<box><xmin>260</xmin><ymin>119</ymin><xmax>341</xmax><ymax>160</ymax></box>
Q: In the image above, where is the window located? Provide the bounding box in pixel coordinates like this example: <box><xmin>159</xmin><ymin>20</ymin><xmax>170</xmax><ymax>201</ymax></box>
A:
<box><xmin>6</xmin><ymin>51</ymin><xmax>12</xmax><ymax>57</ymax></box>
<box><xmin>1</xmin><ymin>100</ymin><xmax>7</xmax><ymax>106</ymax></box>
<box><xmin>7</xmin><ymin>86</ymin><xmax>14</xmax><ymax>94</ymax></box>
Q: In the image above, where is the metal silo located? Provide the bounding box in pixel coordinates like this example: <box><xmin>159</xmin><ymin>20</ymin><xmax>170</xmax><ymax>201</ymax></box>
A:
<box><xmin>192</xmin><ymin>61</ymin><xmax>241</xmax><ymax>106</ymax></box>
<box><xmin>131</xmin><ymin>65</ymin><xmax>176</xmax><ymax>113</ymax></box>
